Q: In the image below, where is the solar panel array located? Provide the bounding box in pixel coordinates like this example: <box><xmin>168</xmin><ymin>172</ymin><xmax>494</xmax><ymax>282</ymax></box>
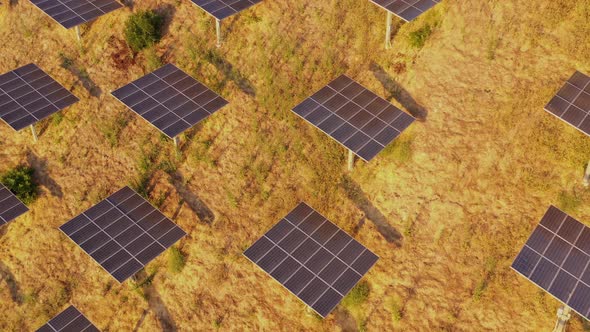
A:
<box><xmin>545</xmin><ymin>71</ymin><xmax>590</xmax><ymax>137</ymax></box>
<box><xmin>244</xmin><ymin>202</ymin><xmax>379</xmax><ymax>317</ymax></box>
<box><xmin>291</xmin><ymin>75</ymin><xmax>415</xmax><ymax>161</ymax></box>
<box><xmin>0</xmin><ymin>63</ymin><xmax>79</xmax><ymax>131</ymax></box>
<box><xmin>189</xmin><ymin>0</ymin><xmax>263</xmax><ymax>20</ymax></box>
<box><xmin>36</xmin><ymin>305</ymin><xmax>99</xmax><ymax>332</ymax></box>
<box><xmin>60</xmin><ymin>186</ymin><xmax>187</xmax><ymax>283</ymax></box>
<box><xmin>370</xmin><ymin>0</ymin><xmax>441</xmax><ymax>22</ymax></box>
<box><xmin>30</xmin><ymin>0</ymin><xmax>123</xmax><ymax>29</ymax></box>
<box><xmin>112</xmin><ymin>64</ymin><xmax>228</xmax><ymax>139</ymax></box>
<box><xmin>0</xmin><ymin>183</ymin><xmax>29</xmax><ymax>226</ymax></box>
<box><xmin>512</xmin><ymin>206</ymin><xmax>590</xmax><ymax>320</ymax></box>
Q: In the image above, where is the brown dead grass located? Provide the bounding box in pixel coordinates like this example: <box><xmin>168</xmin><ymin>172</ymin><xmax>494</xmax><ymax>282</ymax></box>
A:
<box><xmin>1</xmin><ymin>0</ymin><xmax>590</xmax><ymax>331</ymax></box>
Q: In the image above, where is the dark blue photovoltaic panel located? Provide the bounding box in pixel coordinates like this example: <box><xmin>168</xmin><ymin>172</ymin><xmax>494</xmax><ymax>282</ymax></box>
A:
<box><xmin>112</xmin><ymin>64</ymin><xmax>228</xmax><ymax>139</ymax></box>
<box><xmin>370</xmin><ymin>0</ymin><xmax>441</xmax><ymax>22</ymax></box>
<box><xmin>60</xmin><ymin>186</ymin><xmax>186</xmax><ymax>282</ymax></box>
<box><xmin>244</xmin><ymin>202</ymin><xmax>379</xmax><ymax>318</ymax></box>
<box><xmin>0</xmin><ymin>183</ymin><xmax>29</xmax><ymax>226</ymax></box>
<box><xmin>30</xmin><ymin>0</ymin><xmax>123</xmax><ymax>29</ymax></box>
<box><xmin>0</xmin><ymin>63</ymin><xmax>78</xmax><ymax>131</ymax></box>
<box><xmin>545</xmin><ymin>71</ymin><xmax>590</xmax><ymax>137</ymax></box>
<box><xmin>189</xmin><ymin>0</ymin><xmax>262</xmax><ymax>20</ymax></box>
<box><xmin>36</xmin><ymin>305</ymin><xmax>99</xmax><ymax>332</ymax></box>
<box><xmin>291</xmin><ymin>75</ymin><xmax>415</xmax><ymax>162</ymax></box>
<box><xmin>512</xmin><ymin>205</ymin><xmax>590</xmax><ymax>320</ymax></box>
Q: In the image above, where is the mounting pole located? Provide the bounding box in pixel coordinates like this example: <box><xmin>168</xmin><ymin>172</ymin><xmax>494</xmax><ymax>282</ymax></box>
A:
<box><xmin>30</xmin><ymin>124</ymin><xmax>38</xmax><ymax>142</ymax></box>
<box><xmin>552</xmin><ymin>306</ymin><xmax>571</xmax><ymax>332</ymax></box>
<box><xmin>173</xmin><ymin>136</ymin><xmax>180</xmax><ymax>148</ymax></box>
<box><xmin>385</xmin><ymin>11</ymin><xmax>393</xmax><ymax>50</ymax></box>
<box><xmin>216</xmin><ymin>19</ymin><xmax>222</xmax><ymax>48</ymax></box>
<box><xmin>75</xmin><ymin>26</ymin><xmax>81</xmax><ymax>43</ymax></box>
<box><xmin>584</xmin><ymin>160</ymin><xmax>590</xmax><ymax>187</ymax></box>
<box><xmin>347</xmin><ymin>150</ymin><xmax>355</xmax><ymax>171</ymax></box>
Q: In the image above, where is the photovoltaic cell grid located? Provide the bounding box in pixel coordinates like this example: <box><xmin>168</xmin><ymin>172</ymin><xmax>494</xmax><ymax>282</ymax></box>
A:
<box><xmin>0</xmin><ymin>183</ymin><xmax>29</xmax><ymax>226</ymax></box>
<box><xmin>0</xmin><ymin>63</ymin><xmax>79</xmax><ymax>131</ymax></box>
<box><xmin>244</xmin><ymin>202</ymin><xmax>379</xmax><ymax>317</ymax></box>
<box><xmin>189</xmin><ymin>0</ymin><xmax>262</xmax><ymax>20</ymax></box>
<box><xmin>545</xmin><ymin>71</ymin><xmax>590</xmax><ymax>137</ymax></box>
<box><xmin>60</xmin><ymin>186</ymin><xmax>187</xmax><ymax>283</ymax></box>
<box><xmin>30</xmin><ymin>0</ymin><xmax>123</xmax><ymax>29</ymax></box>
<box><xmin>36</xmin><ymin>305</ymin><xmax>99</xmax><ymax>332</ymax></box>
<box><xmin>370</xmin><ymin>0</ymin><xmax>440</xmax><ymax>22</ymax></box>
<box><xmin>512</xmin><ymin>205</ymin><xmax>590</xmax><ymax>320</ymax></box>
<box><xmin>291</xmin><ymin>75</ymin><xmax>415</xmax><ymax>161</ymax></box>
<box><xmin>112</xmin><ymin>64</ymin><xmax>228</xmax><ymax>139</ymax></box>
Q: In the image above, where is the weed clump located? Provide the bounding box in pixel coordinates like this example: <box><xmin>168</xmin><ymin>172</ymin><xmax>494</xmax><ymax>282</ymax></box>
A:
<box><xmin>125</xmin><ymin>11</ymin><xmax>164</xmax><ymax>52</ymax></box>
<box><xmin>168</xmin><ymin>247</ymin><xmax>186</xmax><ymax>273</ymax></box>
<box><xmin>408</xmin><ymin>24</ymin><xmax>433</xmax><ymax>48</ymax></box>
<box><xmin>1</xmin><ymin>166</ymin><xmax>38</xmax><ymax>204</ymax></box>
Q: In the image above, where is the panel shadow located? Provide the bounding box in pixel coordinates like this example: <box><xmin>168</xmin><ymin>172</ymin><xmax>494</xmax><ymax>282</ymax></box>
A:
<box><xmin>370</xmin><ymin>62</ymin><xmax>428</xmax><ymax>121</ymax></box>
<box><xmin>341</xmin><ymin>175</ymin><xmax>403</xmax><ymax>247</ymax></box>
<box><xmin>26</xmin><ymin>151</ymin><xmax>63</xmax><ymax>198</ymax></box>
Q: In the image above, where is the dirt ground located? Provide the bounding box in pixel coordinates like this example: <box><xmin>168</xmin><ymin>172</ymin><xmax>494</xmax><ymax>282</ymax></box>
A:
<box><xmin>1</xmin><ymin>0</ymin><xmax>590</xmax><ymax>331</ymax></box>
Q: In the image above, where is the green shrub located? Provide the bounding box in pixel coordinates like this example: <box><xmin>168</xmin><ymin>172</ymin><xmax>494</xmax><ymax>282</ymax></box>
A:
<box><xmin>408</xmin><ymin>24</ymin><xmax>432</xmax><ymax>48</ymax></box>
<box><xmin>124</xmin><ymin>11</ymin><xmax>164</xmax><ymax>52</ymax></box>
<box><xmin>1</xmin><ymin>166</ymin><xmax>38</xmax><ymax>204</ymax></box>
<box><xmin>168</xmin><ymin>247</ymin><xmax>186</xmax><ymax>273</ymax></box>
<box><xmin>342</xmin><ymin>281</ymin><xmax>370</xmax><ymax>308</ymax></box>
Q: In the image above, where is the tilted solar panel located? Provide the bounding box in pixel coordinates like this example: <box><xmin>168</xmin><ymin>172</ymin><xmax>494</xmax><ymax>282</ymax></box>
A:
<box><xmin>36</xmin><ymin>305</ymin><xmax>99</xmax><ymax>332</ymax></box>
<box><xmin>545</xmin><ymin>71</ymin><xmax>590</xmax><ymax>137</ymax></box>
<box><xmin>30</xmin><ymin>0</ymin><xmax>123</xmax><ymax>29</ymax></box>
<box><xmin>112</xmin><ymin>64</ymin><xmax>228</xmax><ymax>139</ymax></box>
<box><xmin>0</xmin><ymin>183</ymin><xmax>29</xmax><ymax>226</ymax></box>
<box><xmin>0</xmin><ymin>63</ymin><xmax>78</xmax><ymax>131</ymax></box>
<box><xmin>292</xmin><ymin>75</ymin><xmax>415</xmax><ymax>161</ymax></box>
<box><xmin>512</xmin><ymin>206</ymin><xmax>590</xmax><ymax>320</ymax></box>
<box><xmin>370</xmin><ymin>0</ymin><xmax>441</xmax><ymax>22</ymax></box>
<box><xmin>244</xmin><ymin>202</ymin><xmax>379</xmax><ymax>317</ymax></box>
<box><xmin>60</xmin><ymin>186</ymin><xmax>186</xmax><ymax>282</ymax></box>
<box><xmin>189</xmin><ymin>0</ymin><xmax>262</xmax><ymax>20</ymax></box>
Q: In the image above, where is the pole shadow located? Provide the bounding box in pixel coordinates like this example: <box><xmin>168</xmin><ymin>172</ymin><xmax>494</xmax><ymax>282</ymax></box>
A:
<box><xmin>341</xmin><ymin>175</ymin><xmax>403</xmax><ymax>247</ymax></box>
<box><xmin>170</xmin><ymin>172</ymin><xmax>215</xmax><ymax>224</ymax></box>
<box><xmin>0</xmin><ymin>262</ymin><xmax>22</xmax><ymax>304</ymax></box>
<box><xmin>369</xmin><ymin>62</ymin><xmax>428</xmax><ymax>121</ymax></box>
<box><xmin>155</xmin><ymin>3</ymin><xmax>176</xmax><ymax>37</ymax></box>
<box><xmin>59</xmin><ymin>56</ymin><xmax>102</xmax><ymax>97</ymax></box>
<box><xmin>133</xmin><ymin>270</ymin><xmax>177</xmax><ymax>331</ymax></box>
<box><xmin>26</xmin><ymin>151</ymin><xmax>63</xmax><ymax>198</ymax></box>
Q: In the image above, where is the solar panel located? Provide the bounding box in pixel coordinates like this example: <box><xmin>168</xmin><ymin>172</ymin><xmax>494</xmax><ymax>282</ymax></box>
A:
<box><xmin>36</xmin><ymin>305</ymin><xmax>99</xmax><ymax>332</ymax></box>
<box><xmin>0</xmin><ymin>183</ymin><xmax>29</xmax><ymax>226</ymax></box>
<box><xmin>370</xmin><ymin>0</ymin><xmax>441</xmax><ymax>22</ymax></box>
<box><xmin>30</xmin><ymin>0</ymin><xmax>123</xmax><ymax>29</ymax></box>
<box><xmin>512</xmin><ymin>205</ymin><xmax>590</xmax><ymax>320</ymax></box>
<box><xmin>0</xmin><ymin>63</ymin><xmax>79</xmax><ymax>131</ymax></box>
<box><xmin>189</xmin><ymin>0</ymin><xmax>262</xmax><ymax>20</ymax></box>
<box><xmin>291</xmin><ymin>75</ymin><xmax>415</xmax><ymax>161</ymax></box>
<box><xmin>60</xmin><ymin>186</ymin><xmax>187</xmax><ymax>283</ymax></box>
<box><xmin>244</xmin><ymin>202</ymin><xmax>379</xmax><ymax>317</ymax></box>
<box><xmin>545</xmin><ymin>71</ymin><xmax>590</xmax><ymax>137</ymax></box>
<box><xmin>111</xmin><ymin>64</ymin><xmax>228</xmax><ymax>139</ymax></box>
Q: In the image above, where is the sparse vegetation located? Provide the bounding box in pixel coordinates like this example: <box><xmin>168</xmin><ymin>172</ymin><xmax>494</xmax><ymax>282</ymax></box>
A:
<box><xmin>408</xmin><ymin>24</ymin><xmax>433</xmax><ymax>48</ymax></box>
<box><xmin>342</xmin><ymin>281</ymin><xmax>370</xmax><ymax>308</ymax></box>
<box><xmin>168</xmin><ymin>247</ymin><xmax>186</xmax><ymax>273</ymax></box>
<box><xmin>1</xmin><ymin>166</ymin><xmax>38</xmax><ymax>204</ymax></box>
<box><xmin>124</xmin><ymin>10</ymin><xmax>164</xmax><ymax>52</ymax></box>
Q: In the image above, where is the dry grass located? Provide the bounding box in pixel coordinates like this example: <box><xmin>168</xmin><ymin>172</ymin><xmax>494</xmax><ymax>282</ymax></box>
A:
<box><xmin>1</xmin><ymin>0</ymin><xmax>590</xmax><ymax>331</ymax></box>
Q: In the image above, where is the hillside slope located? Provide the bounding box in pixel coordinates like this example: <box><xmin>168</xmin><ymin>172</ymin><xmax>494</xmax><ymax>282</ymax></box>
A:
<box><xmin>1</xmin><ymin>0</ymin><xmax>590</xmax><ymax>330</ymax></box>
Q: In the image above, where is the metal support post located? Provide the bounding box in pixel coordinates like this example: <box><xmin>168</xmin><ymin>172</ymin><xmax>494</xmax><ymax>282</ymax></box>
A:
<box><xmin>75</xmin><ymin>26</ymin><xmax>81</xmax><ymax>43</ymax></box>
<box><xmin>584</xmin><ymin>160</ymin><xmax>590</xmax><ymax>187</ymax></box>
<box><xmin>552</xmin><ymin>306</ymin><xmax>571</xmax><ymax>332</ymax></box>
<box><xmin>30</xmin><ymin>125</ymin><xmax>38</xmax><ymax>142</ymax></box>
<box><xmin>348</xmin><ymin>150</ymin><xmax>355</xmax><ymax>171</ymax></box>
<box><xmin>216</xmin><ymin>19</ymin><xmax>222</xmax><ymax>48</ymax></box>
<box><xmin>173</xmin><ymin>136</ymin><xmax>180</xmax><ymax>148</ymax></box>
<box><xmin>385</xmin><ymin>11</ymin><xmax>393</xmax><ymax>50</ymax></box>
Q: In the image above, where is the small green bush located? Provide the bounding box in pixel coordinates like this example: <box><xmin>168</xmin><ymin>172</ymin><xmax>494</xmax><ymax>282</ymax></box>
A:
<box><xmin>408</xmin><ymin>24</ymin><xmax>432</xmax><ymax>48</ymax></box>
<box><xmin>168</xmin><ymin>247</ymin><xmax>186</xmax><ymax>273</ymax></box>
<box><xmin>124</xmin><ymin>11</ymin><xmax>164</xmax><ymax>52</ymax></box>
<box><xmin>342</xmin><ymin>281</ymin><xmax>370</xmax><ymax>308</ymax></box>
<box><xmin>1</xmin><ymin>166</ymin><xmax>38</xmax><ymax>204</ymax></box>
